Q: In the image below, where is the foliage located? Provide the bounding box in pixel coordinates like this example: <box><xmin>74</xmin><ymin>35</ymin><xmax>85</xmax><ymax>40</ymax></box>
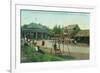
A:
<box><xmin>52</xmin><ymin>25</ymin><xmax>64</xmax><ymax>35</ymax></box>
<box><xmin>21</xmin><ymin>43</ymin><xmax>75</xmax><ymax>62</ymax></box>
<box><xmin>21</xmin><ymin>43</ymin><xmax>65</xmax><ymax>62</ymax></box>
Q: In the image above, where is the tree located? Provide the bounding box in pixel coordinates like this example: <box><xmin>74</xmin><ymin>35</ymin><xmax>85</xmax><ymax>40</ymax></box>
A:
<box><xmin>52</xmin><ymin>25</ymin><xmax>64</xmax><ymax>53</ymax></box>
<box><xmin>53</xmin><ymin>25</ymin><xmax>58</xmax><ymax>34</ymax></box>
<box><xmin>22</xmin><ymin>24</ymin><xmax>28</xmax><ymax>28</ymax></box>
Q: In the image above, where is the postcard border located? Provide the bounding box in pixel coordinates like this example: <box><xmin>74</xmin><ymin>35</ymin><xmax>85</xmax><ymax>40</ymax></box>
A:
<box><xmin>11</xmin><ymin>3</ymin><xmax>96</xmax><ymax>73</ymax></box>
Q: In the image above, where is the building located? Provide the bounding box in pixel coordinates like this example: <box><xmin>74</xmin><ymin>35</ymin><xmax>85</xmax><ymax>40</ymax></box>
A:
<box><xmin>64</xmin><ymin>24</ymin><xmax>80</xmax><ymax>38</ymax></box>
<box><xmin>21</xmin><ymin>22</ymin><xmax>49</xmax><ymax>40</ymax></box>
<box><xmin>74</xmin><ymin>30</ymin><xmax>89</xmax><ymax>44</ymax></box>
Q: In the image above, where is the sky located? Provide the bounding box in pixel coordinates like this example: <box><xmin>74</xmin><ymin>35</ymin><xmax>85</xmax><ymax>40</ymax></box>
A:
<box><xmin>21</xmin><ymin>10</ymin><xmax>90</xmax><ymax>29</ymax></box>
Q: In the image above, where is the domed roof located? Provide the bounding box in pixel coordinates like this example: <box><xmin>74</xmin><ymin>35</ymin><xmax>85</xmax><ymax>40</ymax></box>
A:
<box><xmin>21</xmin><ymin>22</ymin><xmax>49</xmax><ymax>33</ymax></box>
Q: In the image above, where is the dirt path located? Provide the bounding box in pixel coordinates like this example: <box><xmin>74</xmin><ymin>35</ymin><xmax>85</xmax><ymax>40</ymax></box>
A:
<box><xmin>36</xmin><ymin>40</ymin><xmax>89</xmax><ymax>60</ymax></box>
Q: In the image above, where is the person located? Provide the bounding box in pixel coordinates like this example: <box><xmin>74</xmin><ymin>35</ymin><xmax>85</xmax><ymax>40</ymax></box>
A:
<box><xmin>53</xmin><ymin>43</ymin><xmax>61</xmax><ymax>55</ymax></box>
<box><xmin>54</xmin><ymin>42</ymin><xmax>57</xmax><ymax>48</ymax></box>
<box><xmin>72</xmin><ymin>40</ymin><xmax>77</xmax><ymax>44</ymax></box>
<box><xmin>34</xmin><ymin>46</ymin><xmax>39</xmax><ymax>52</ymax></box>
<box><xmin>42</xmin><ymin>40</ymin><xmax>45</xmax><ymax>46</ymax></box>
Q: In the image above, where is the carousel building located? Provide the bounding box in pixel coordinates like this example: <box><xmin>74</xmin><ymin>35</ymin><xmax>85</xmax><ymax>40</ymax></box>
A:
<box><xmin>21</xmin><ymin>22</ymin><xmax>49</xmax><ymax>40</ymax></box>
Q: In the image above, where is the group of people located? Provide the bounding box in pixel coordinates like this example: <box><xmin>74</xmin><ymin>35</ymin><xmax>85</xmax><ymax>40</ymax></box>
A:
<box><xmin>32</xmin><ymin>40</ymin><xmax>45</xmax><ymax>54</ymax></box>
<box><xmin>22</xmin><ymin>37</ymin><xmax>46</xmax><ymax>53</ymax></box>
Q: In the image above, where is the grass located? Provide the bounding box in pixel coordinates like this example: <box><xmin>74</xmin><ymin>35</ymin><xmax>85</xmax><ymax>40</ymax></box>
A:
<box><xmin>21</xmin><ymin>43</ymin><xmax>75</xmax><ymax>63</ymax></box>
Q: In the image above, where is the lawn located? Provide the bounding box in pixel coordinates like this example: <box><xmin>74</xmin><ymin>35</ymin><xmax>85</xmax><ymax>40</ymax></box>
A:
<box><xmin>21</xmin><ymin>43</ymin><xmax>75</xmax><ymax>63</ymax></box>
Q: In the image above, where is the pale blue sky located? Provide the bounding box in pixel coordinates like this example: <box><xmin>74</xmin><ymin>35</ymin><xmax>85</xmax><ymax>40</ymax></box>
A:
<box><xmin>21</xmin><ymin>10</ymin><xmax>90</xmax><ymax>29</ymax></box>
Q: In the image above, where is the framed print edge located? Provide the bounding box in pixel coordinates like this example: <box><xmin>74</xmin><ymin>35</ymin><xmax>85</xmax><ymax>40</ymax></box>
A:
<box><xmin>11</xmin><ymin>1</ymin><xmax>96</xmax><ymax>73</ymax></box>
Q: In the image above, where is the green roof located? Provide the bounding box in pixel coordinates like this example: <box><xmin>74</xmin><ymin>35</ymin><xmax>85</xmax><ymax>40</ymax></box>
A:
<box><xmin>24</xmin><ymin>22</ymin><xmax>48</xmax><ymax>29</ymax></box>
<box><xmin>75</xmin><ymin>30</ymin><xmax>89</xmax><ymax>37</ymax></box>
<box><xmin>21</xmin><ymin>22</ymin><xmax>49</xmax><ymax>33</ymax></box>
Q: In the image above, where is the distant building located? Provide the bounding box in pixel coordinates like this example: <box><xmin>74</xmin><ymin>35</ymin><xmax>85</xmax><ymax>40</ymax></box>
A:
<box><xmin>64</xmin><ymin>24</ymin><xmax>89</xmax><ymax>44</ymax></box>
<box><xmin>21</xmin><ymin>22</ymin><xmax>49</xmax><ymax>40</ymax></box>
<box><xmin>64</xmin><ymin>24</ymin><xmax>80</xmax><ymax>38</ymax></box>
<box><xmin>74</xmin><ymin>30</ymin><xmax>89</xmax><ymax>44</ymax></box>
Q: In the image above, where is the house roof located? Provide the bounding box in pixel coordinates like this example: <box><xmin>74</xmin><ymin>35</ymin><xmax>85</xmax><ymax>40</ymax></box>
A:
<box><xmin>65</xmin><ymin>24</ymin><xmax>79</xmax><ymax>29</ymax></box>
<box><xmin>75</xmin><ymin>30</ymin><xmax>89</xmax><ymax>37</ymax></box>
